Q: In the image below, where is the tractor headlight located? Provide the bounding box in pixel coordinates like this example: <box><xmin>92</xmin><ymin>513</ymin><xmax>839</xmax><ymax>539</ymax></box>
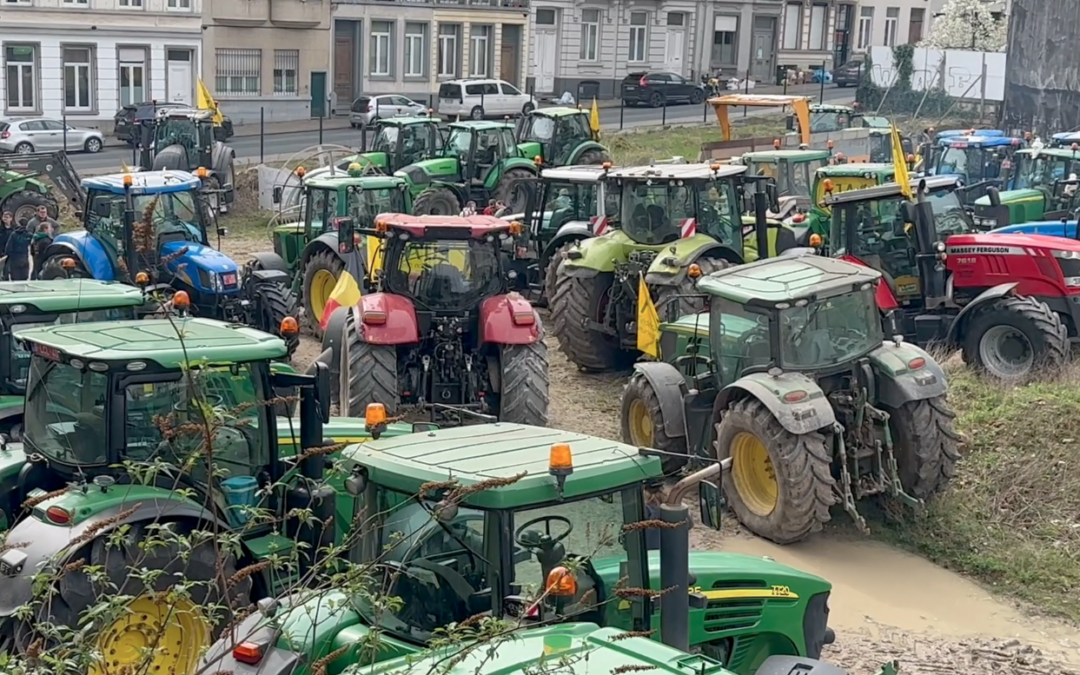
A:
<box><xmin>199</xmin><ymin>269</ymin><xmax>224</xmax><ymax>292</ymax></box>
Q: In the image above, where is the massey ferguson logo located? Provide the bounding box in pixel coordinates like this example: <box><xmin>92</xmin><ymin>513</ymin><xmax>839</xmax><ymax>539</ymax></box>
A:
<box><xmin>946</xmin><ymin>245</ymin><xmax>1020</xmax><ymax>255</ymax></box>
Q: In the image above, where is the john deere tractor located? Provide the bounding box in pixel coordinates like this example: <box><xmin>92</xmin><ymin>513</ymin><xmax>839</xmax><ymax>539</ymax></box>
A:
<box><xmin>972</xmin><ymin>146</ymin><xmax>1080</xmax><ymax>229</ymax></box>
<box><xmin>621</xmin><ymin>254</ymin><xmax>960</xmax><ymax>542</ymax></box>
<box><xmin>732</xmin><ymin>148</ymin><xmax>831</xmax><ymax>218</ymax></box>
<box><xmin>795</xmin><ymin>163</ymin><xmax>898</xmax><ymax>239</ymax></box>
<box><xmin>139</xmin><ymin>107</ymin><xmax>236</xmax><ymax>210</ymax></box>
<box><xmin>516</xmin><ymin>107</ymin><xmax>611</xmax><ymax>167</ymax></box>
<box><xmin>353</xmin><ymin>116</ymin><xmax>445</xmax><ymax>174</ymax></box>
<box><xmin>397</xmin><ymin>120</ymin><xmax>538</xmax><ymax>215</ymax></box>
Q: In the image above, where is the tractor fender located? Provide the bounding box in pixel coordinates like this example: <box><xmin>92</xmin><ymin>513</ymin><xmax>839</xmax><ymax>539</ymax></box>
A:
<box><xmin>541</xmin><ymin>225</ymin><xmax>592</xmax><ymax>269</ymax></box>
<box><xmin>45</xmin><ymin>233</ymin><xmax>115</xmax><ymax>280</ymax></box>
<box><xmin>943</xmin><ymin>282</ymin><xmax>1018</xmax><ymax>347</ymax></box>
<box><xmin>630</xmin><ymin>362</ymin><xmax>688</xmax><ymax>438</ymax></box>
<box><xmin>320</xmin><ymin>306</ymin><xmax>353</xmax><ymax>396</ymax></box>
<box><xmin>567</xmin><ymin>141</ymin><xmax>608</xmax><ymax>164</ymax></box>
<box><xmin>248</xmin><ymin>251</ymin><xmax>289</xmax><ymax>273</ymax></box>
<box><xmin>717</xmin><ymin>372</ymin><xmax>835</xmax><ymax>436</ymax></box>
<box><xmin>502</xmin><ymin>157</ymin><xmax>539</xmax><ymax>174</ymax></box>
<box><xmin>645</xmin><ymin>238</ymin><xmax>743</xmax><ymax>287</ymax></box>
<box><xmin>560</xmin><ymin>229</ymin><xmax>632</xmax><ymax>276</ymax></box>
<box><xmin>0</xmin><ymin>498</ymin><xmax>227</xmax><ymax>618</ymax></box>
<box><xmin>867</xmin><ymin>341</ymin><xmax>949</xmax><ymax>408</ymax></box>
<box><xmin>161</xmin><ymin>240</ymin><xmax>241</xmax><ymax>294</ymax></box>
<box><xmin>479</xmin><ymin>293</ymin><xmax>542</xmax><ymax>345</ymax></box>
<box><xmin>150</xmin><ymin>144</ymin><xmax>188</xmax><ymax>171</ymax></box>
<box><xmin>358</xmin><ymin>292</ymin><xmax>419</xmax><ymax>345</ymax></box>
<box><xmin>300</xmin><ymin>233</ymin><xmax>342</xmax><ymax>268</ymax></box>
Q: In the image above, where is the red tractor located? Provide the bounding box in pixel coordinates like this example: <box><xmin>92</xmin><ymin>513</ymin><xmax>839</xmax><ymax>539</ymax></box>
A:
<box><xmin>824</xmin><ymin>176</ymin><xmax>1074</xmax><ymax>381</ymax></box>
<box><xmin>321</xmin><ymin>213</ymin><xmax>549</xmax><ymax>425</ymax></box>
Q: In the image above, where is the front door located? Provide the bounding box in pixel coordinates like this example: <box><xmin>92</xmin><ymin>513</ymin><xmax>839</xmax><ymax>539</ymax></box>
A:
<box><xmin>166</xmin><ymin>49</ymin><xmax>193</xmax><ymax>105</ymax></box>
<box><xmin>535</xmin><ymin>31</ymin><xmax>557</xmax><ymax>93</ymax></box>
<box><xmin>665</xmin><ymin>30</ymin><xmax>685</xmax><ymax>73</ymax></box>
<box><xmin>311</xmin><ymin>71</ymin><xmax>328</xmax><ymax>118</ymax></box>
<box><xmin>334</xmin><ymin>36</ymin><xmax>354</xmax><ymax>104</ymax></box>
<box><xmin>750</xmin><ymin>16</ymin><xmax>776</xmax><ymax>82</ymax></box>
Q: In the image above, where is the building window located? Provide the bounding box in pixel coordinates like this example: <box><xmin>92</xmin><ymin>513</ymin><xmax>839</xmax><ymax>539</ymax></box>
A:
<box><xmin>782</xmin><ymin>2</ymin><xmax>801</xmax><ymax>50</ymax></box>
<box><xmin>469</xmin><ymin>25</ymin><xmax>491</xmax><ymax>77</ymax></box>
<box><xmin>580</xmin><ymin>9</ymin><xmax>600</xmax><ymax>61</ymax></box>
<box><xmin>215</xmin><ymin>48</ymin><xmax>261</xmax><ymax>96</ymax></box>
<box><xmin>883</xmin><ymin>7</ymin><xmax>899</xmax><ymax>47</ymax></box>
<box><xmin>63</xmin><ymin>46</ymin><xmax>93</xmax><ymax>111</ymax></box>
<box><xmin>404</xmin><ymin>23</ymin><xmax>427</xmax><ymax>78</ymax></box>
<box><xmin>628</xmin><ymin>12</ymin><xmax>648</xmax><ymax>63</ymax></box>
<box><xmin>667</xmin><ymin>12</ymin><xmax>684</xmax><ymax>27</ymax></box>
<box><xmin>273</xmin><ymin>50</ymin><xmax>298</xmax><ymax>96</ymax></box>
<box><xmin>536</xmin><ymin>8</ymin><xmax>556</xmax><ymax>25</ymax></box>
<box><xmin>370</xmin><ymin>21</ymin><xmax>393</xmax><ymax>77</ymax></box>
<box><xmin>118</xmin><ymin>47</ymin><xmax>146</xmax><ymax>106</ymax></box>
<box><xmin>3</xmin><ymin>0</ymin><xmax>32</xmax><ymax>5</ymax></box>
<box><xmin>712</xmin><ymin>15</ymin><xmax>738</xmax><ymax>66</ymax></box>
<box><xmin>908</xmin><ymin>8</ymin><xmax>924</xmax><ymax>44</ymax></box>
<box><xmin>808</xmin><ymin>4</ymin><xmax>827</xmax><ymax>50</ymax></box>
<box><xmin>4</xmin><ymin>45</ymin><xmax>36</xmax><ymax>112</ymax></box>
<box><xmin>167</xmin><ymin>0</ymin><xmax>191</xmax><ymax>9</ymax></box>
<box><xmin>438</xmin><ymin>23</ymin><xmax>460</xmax><ymax>78</ymax></box>
<box><xmin>118</xmin><ymin>0</ymin><xmax>142</xmax><ymax>6</ymax></box>
<box><xmin>857</xmin><ymin>6</ymin><xmax>873</xmax><ymax>50</ymax></box>
<box><xmin>62</xmin><ymin>0</ymin><xmax>88</xmax><ymax>5</ymax></box>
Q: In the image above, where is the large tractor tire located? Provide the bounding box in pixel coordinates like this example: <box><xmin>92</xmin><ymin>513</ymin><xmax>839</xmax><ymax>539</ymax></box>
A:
<box><xmin>302</xmin><ymin>249</ymin><xmax>345</xmax><ymax>337</ymax></box>
<box><xmin>550</xmin><ymin>269</ymin><xmax>634</xmax><ymax>372</ymax></box>
<box><xmin>620</xmin><ymin>372</ymin><xmax>688</xmax><ymax>474</ymax></box>
<box><xmin>3</xmin><ymin>190</ymin><xmax>57</xmax><ymax>225</ymax></box>
<box><xmin>35</xmin><ymin>519</ymin><xmax>249</xmax><ymax>675</ymax></box>
<box><xmin>885</xmin><ymin>396</ymin><xmax>962</xmax><ymax>499</ymax></box>
<box><xmin>341</xmin><ymin>311</ymin><xmax>400</xmax><ymax>416</ymax></box>
<box><xmin>151</xmin><ymin>144</ymin><xmax>189</xmax><ymax>171</ymax></box>
<box><xmin>413</xmin><ymin>187</ymin><xmax>461</xmax><ymax>216</ymax></box>
<box><xmin>542</xmin><ymin>241</ymin><xmax>578</xmax><ymax>306</ymax></box>
<box><xmin>494</xmin><ymin>168</ymin><xmax>535</xmax><ymax>214</ymax></box>
<box><xmin>259</xmin><ymin>282</ymin><xmax>300</xmax><ymax>359</ymax></box>
<box><xmin>653</xmin><ymin>258</ymin><xmax>729</xmax><ymax>322</ymax></box>
<box><xmin>576</xmin><ymin>148</ymin><xmax>613</xmax><ymax>165</ymax></box>
<box><xmin>497</xmin><ymin>340</ymin><xmax>549</xmax><ymax>426</ymax></box>
<box><xmin>960</xmin><ymin>294</ymin><xmax>1068</xmax><ymax>381</ymax></box>
<box><xmin>39</xmin><ymin>255</ymin><xmax>90</xmax><ymax>281</ymax></box>
<box><xmin>715</xmin><ymin>397</ymin><xmax>836</xmax><ymax>544</ymax></box>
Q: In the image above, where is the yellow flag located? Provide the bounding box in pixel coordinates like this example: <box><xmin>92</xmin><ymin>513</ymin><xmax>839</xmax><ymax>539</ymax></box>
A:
<box><xmin>636</xmin><ymin>275</ymin><xmax>661</xmax><ymax>358</ymax></box>
<box><xmin>196</xmin><ymin>78</ymin><xmax>225</xmax><ymax>125</ymax></box>
<box><xmin>590</xmin><ymin>98</ymin><xmax>601</xmax><ymax>137</ymax></box>
<box><xmin>891</xmin><ymin>124</ymin><xmax>913</xmax><ymax>200</ymax></box>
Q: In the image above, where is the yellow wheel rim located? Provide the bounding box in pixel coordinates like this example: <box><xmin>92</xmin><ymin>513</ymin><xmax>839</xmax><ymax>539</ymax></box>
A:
<box><xmin>90</xmin><ymin>594</ymin><xmax>209</xmax><ymax>675</ymax></box>
<box><xmin>627</xmin><ymin>398</ymin><xmax>654</xmax><ymax>447</ymax></box>
<box><xmin>309</xmin><ymin>268</ymin><xmax>338</xmax><ymax>319</ymax></box>
<box><xmin>731</xmin><ymin>432</ymin><xmax>778</xmax><ymax>516</ymax></box>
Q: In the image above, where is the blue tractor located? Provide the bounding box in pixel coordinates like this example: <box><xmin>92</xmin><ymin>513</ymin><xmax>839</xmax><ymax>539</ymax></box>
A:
<box><xmin>37</xmin><ymin>170</ymin><xmax>300</xmax><ymax>357</ymax></box>
<box><xmin>926</xmin><ymin>134</ymin><xmax>1026</xmax><ymax>205</ymax></box>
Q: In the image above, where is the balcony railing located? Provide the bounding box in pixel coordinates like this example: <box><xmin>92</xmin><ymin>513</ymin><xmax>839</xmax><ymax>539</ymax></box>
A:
<box><xmin>336</xmin><ymin>0</ymin><xmax>529</xmax><ymax>9</ymax></box>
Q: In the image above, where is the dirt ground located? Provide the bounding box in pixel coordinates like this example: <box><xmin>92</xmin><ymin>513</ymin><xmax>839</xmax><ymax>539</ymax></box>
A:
<box><xmin>220</xmin><ymin>231</ymin><xmax>1080</xmax><ymax>675</ymax></box>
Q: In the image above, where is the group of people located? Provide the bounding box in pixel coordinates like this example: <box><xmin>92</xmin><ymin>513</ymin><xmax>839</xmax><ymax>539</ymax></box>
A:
<box><xmin>0</xmin><ymin>205</ymin><xmax>59</xmax><ymax>281</ymax></box>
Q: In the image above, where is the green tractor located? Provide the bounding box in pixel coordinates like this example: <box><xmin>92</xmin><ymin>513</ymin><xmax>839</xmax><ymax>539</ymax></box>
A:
<box><xmin>0</xmin><ymin>153</ymin><xmax>83</xmax><ymax>223</ymax></box>
<box><xmin>138</xmin><ymin>107</ymin><xmax>237</xmax><ymax>210</ymax></box>
<box><xmin>797</xmin><ymin>163</ymin><xmax>899</xmax><ymax>238</ymax></box>
<box><xmin>397</xmin><ymin>120</ymin><xmax>538</xmax><ymax>215</ymax></box>
<box><xmin>516</xmin><ymin>107</ymin><xmax>612</xmax><ymax>167</ymax></box>
<box><xmin>621</xmin><ymin>254</ymin><xmax>960</xmax><ymax>542</ymax></box>
<box><xmin>0</xmin><ymin>316</ymin><xmax>419</xmax><ymax>671</ymax></box>
<box><xmin>731</xmin><ymin>149</ymin><xmax>832</xmax><ymax>218</ymax></box>
<box><xmin>551</xmin><ymin>163</ymin><xmax>791</xmax><ymax>371</ymax></box>
<box><xmin>353</xmin><ymin>116</ymin><xmax>445</xmax><ymax>175</ymax></box>
<box><xmin>972</xmin><ymin>146</ymin><xmax>1080</xmax><ymax>229</ymax></box>
<box><xmin>791</xmin><ymin>104</ymin><xmax>890</xmax><ymax>135</ymax></box>
<box><xmin>198</xmin><ymin>423</ymin><xmax>845</xmax><ymax>675</ymax></box>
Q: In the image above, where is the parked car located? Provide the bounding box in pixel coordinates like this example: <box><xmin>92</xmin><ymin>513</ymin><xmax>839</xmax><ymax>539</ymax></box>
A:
<box><xmin>436</xmin><ymin>79</ymin><xmax>537</xmax><ymax>120</ymax></box>
<box><xmin>113</xmin><ymin>101</ymin><xmax>234</xmax><ymax>144</ymax></box>
<box><xmin>832</xmin><ymin>58</ymin><xmax>866</xmax><ymax>88</ymax></box>
<box><xmin>0</xmin><ymin>118</ymin><xmax>105</xmax><ymax>154</ymax></box>
<box><xmin>621</xmin><ymin>71</ymin><xmax>707</xmax><ymax>107</ymax></box>
<box><xmin>349</xmin><ymin>95</ymin><xmax>428</xmax><ymax>127</ymax></box>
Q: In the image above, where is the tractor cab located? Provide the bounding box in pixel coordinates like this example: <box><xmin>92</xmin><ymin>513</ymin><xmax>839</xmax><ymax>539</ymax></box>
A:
<box><xmin>799</xmin><ymin>164</ymin><xmax>898</xmax><ymax>238</ymax></box>
<box><xmin>973</xmin><ymin>146</ymin><xmax>1080</xmax><ymax>229</ymax></box>
<box><xmin>732</xmin><ymin>149</ymin><xmax>831</xmax><ymax>217</ymax></box>
<box><xmin>516</xmin><ymin>107</ymin><xmax>610</xmax><ymax>167</ymax></box>
<box><xmin>930</xmin><ymin>134</ymin><xmax>1023</xmax><ymax>189</ymax></box>
<box><xmin>441</xmin><ymin>121</ymin><xmax>522</xmax><ymax>185</ymax></box>
<box><xmin>802</xmin><ymin>104</ymin><xmax>889</xmax><ymax>134</ymax></box>
<box><xmin>363</xmin><ymin>116</ymin><xmax>444</xmax><ymax>173</ymax></box>
<box><xmin>141</xmin><ymin>107</ymin><xmax>217</xmax><ymax>171</ymax></box>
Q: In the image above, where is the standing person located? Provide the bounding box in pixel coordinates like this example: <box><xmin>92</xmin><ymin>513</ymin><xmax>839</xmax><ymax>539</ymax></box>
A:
<box><xmin>27</xmin><ymin>205</ymin><xmax>59</xmax><ymax>238</ymax></box>
<box><xmin>5</xmin><ymin>219</ymin><xmax>32</xmax><ymax>282</ymax></box>
<box><xmin>30</xmin><ymin>220</ymin><xmax>55</xmax><ymax>280</ymax></box>
<box><xmin>0</xmin><ymin>212</ymin><xmax>13</xmax><ymax>280</ymax></box>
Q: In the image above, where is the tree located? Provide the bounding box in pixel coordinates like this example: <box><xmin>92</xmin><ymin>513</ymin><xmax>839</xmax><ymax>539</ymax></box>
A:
<box><xmin>920</xmin><ymin>0</ymin><xmax>1008</xmax><ymax>52</ymax></box>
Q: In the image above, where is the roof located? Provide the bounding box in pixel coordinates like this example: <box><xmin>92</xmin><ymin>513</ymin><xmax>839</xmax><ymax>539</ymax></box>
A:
<box><xmin>531</xmin><ymin>106</ymin><xmax>588</xmax><ymax>117</ymax></box>
<box><xmin>740</xmin><ymin>149</ymin><xmax>832</xmax><ymax>162</ymax></box>
<box><xmin>607</xmin><ymin>163</ymin><xmax>747</xmax><ymax>181</ymax></box>
<box><xmin>304</xmin><ymin>173</ymin><xmax>405</xmax><ymax>190</ymax></box>
<box><xmin>938</xmin><ymin>129</ymin><xmax>1003</xmax><ymax>138</ymax></box>
<box><xmin>939</xmin><ymin>134</ymin><xmax>1023</xmax><ymax>148</ymax></box>
<box><xmin>157</xmin><ymin>107</ymin><xmax>213</xmax><ymax>120</ymax></box>
<box><xmin>375</xmin><ymin>213</ymin><xmax>512</xmax><ymax>238</ymax></box>
<box><xmin>0</xmin><ymin>280</ymin><xmax>145</xmax><ymax>313</ymax></box>
<box><xmin>82</xmin><ymin>170</ymin><xmax>202</xmax><ymax>196</ymax></box>
<box><xmin>16</xmin><ymin>317</ymin><xmax>287</xmax><ymax>368</ymax></box>
<box><xmin>448</xmin><ymin>120</ymin><xmax>516</xmax><ymax>131</ymax></box>
<box><xmin>697</xmin><ymin>255</ymin><xmax>881</xmax><ymax>306</ymax></box>
<box><xmin>377</xmin><ymin>116</ymin><xmax>438</xmax><ymax>126</ymax></box>
<box><xmin>823</xmin><ymin>175</ymin><xmax>962</xmax><ymax>205</ymax></box>
<box><xmin>816</xmin><ymin>162</ymin><xmax>896</xmax><ymax>178</ymax></box>
<box><xmin>344</xmin><ymin>423</ymin><xmax>661</xmax><ymax>509</ymax></box>
<box><xmin>541</xmin><ymin>165</ymin><xmax>608</xmax><ymax>183</ymax></box>
<box><xmin>1014</xmin><ymin>147</ymin><xmax>1080</xmax><ymax>159</ymax></box>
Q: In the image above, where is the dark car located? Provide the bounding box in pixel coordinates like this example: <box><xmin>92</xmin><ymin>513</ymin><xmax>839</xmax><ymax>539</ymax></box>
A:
<box><xmin>113</xmin><ymin>101</ymin><xmax>235</xmax><ymax>144</ymax></box>
<box><xmin>621</xmin><ymin>71</ymin><xmax>706</xmax><ymax>107</ymax></box>
<box><xmin>832</xmin><ymin>59</ymin><xmax>866</xmax><ymax>88</ymax></box>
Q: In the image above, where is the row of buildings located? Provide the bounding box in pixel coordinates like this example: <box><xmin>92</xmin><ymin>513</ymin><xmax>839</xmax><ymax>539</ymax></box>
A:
<box><xmin>0</xmin><ymin>0</ymin><xmax>1001</xmax><ymax>125</ymax></box>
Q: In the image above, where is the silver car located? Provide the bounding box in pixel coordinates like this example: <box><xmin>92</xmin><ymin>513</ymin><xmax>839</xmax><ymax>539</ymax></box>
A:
<box><xmin>0</xmin><ymin>117</ymin><xmax>105</xmax><ymax>154</ymax></box>
<box><xmin>349</xmin><ymin>95</ymin><xmax>428</xmax><ymax>128</ymax></box>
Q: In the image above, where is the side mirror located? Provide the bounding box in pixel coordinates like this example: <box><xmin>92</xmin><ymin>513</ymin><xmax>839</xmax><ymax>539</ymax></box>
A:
<box><xmin>766</xmin><ymin>183</ymin><xmax>780</xmax><ymax>213</ymax></box>
<box><xmin>272</xmin><ymin>186</ymin><xmax>283</xmax><ymax>204</ymax></box>
<box><xmin>336</xmin><ymin>217</ymin><xmax>357</xmax><ymax>252</ymax></box>
<box><xmin>698</xmin><ymin>481</ymin><xmax>723</xmax><ymax>531</ymax></box>
<box><xmin>900</xmin><ymin>201</ymin><xmax>918</xmax><ymax>225</ymax></box>
<box><xmin>313</xmin><ymin>361</ymin><xmax>331</xmax><ymax>423</ymax></box>
<box><xmin>92</xmin><ymin>199</ymin><xmax>112</xmax><ymax>218</ymax></box>
<box><xmin>217</xmin><ymin>227</ymin><xmax>228</xmax><ymax>237</ymax></box>
<box><xmin>987</xmin><ymin>186</ymin><xmax>1002</xmax><ymax>207</ymax></box>
<box><xmin>785</xmin><ymin>115</ymin><xmax>795</xmax><ymax>132</ymax></box>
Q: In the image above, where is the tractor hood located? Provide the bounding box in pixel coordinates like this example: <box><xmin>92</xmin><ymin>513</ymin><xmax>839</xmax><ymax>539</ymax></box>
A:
<box><xmin>160</xmin><ymin>240</ymin><xmax>240</xmax><ymax>294</ymax></box>
<box><xmin>395</xmin><ymin>157</ymin><xmax>460</xmax><ymax>187</ymax></box>
<box><xmin>973</xmin><ymin>188</ymin><xmax>1043</xmax><ymax>207</ymax></box>
<box><xmin>946</xmin><ymin>231</ymin><xmax>1080</xmax><ymax>254</ymax></box>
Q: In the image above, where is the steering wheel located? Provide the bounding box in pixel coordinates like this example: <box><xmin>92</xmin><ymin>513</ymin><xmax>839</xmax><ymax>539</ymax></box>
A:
<box><xmin>514</xmin><ymin>515</ymin><xmax>573</xmax><ymax>548</ymax></box>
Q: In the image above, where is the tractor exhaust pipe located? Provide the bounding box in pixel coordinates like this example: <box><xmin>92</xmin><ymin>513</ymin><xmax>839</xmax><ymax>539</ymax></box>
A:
<box><xmin>754</xmin><ymin>180</ymin><xmax>770</xmax><ymax>260</ymax></box>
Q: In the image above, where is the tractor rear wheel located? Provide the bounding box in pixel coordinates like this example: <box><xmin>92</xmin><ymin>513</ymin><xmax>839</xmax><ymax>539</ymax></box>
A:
<box><xmin>3</xmin><ymin>190</ymin><xmax>56</xmax><ymax>225</ymax></box>
<box><xmin>342</xmin><ymin>311</ymin><xmax>399</xmax><ymax>416</ymax></box>
<box><xmin>550</xmin><ymin>269</ymin><xmax>634</xmax><ymax>372</ymax></box>
<box><xmin>494</xmin><ymin>168</ymin><xmax>535</xmax><ymax>214</ymax></box>
<box><xmin>413</xmin><ymin>187</ymin><xmax>461</xmax><ymax>216</ymax></box>
<box><xmin>576</xmin><ymin>148</ymin><xmax>612</xmax><ymax>165</ymax></box>
<box><xmin>961</xmin><ymin>295</ymin><xmax>1068</xmax><ymax>381</ymax></box>
<box><xmin>653</xmin><ymin>258</ymin><xmax>729</xmax><ymax>321</ymax></box>
<box><xmin>542</xmin><ymin>241</ymin><xmax>577</xmax><ymax>306</ymax></box>
<box><xmin>620</xmin><ymin>372</ymin><xmax>688</xmax><ymax>474</ymax></box>
<box><xmin>302</xmin><ymin>249</ymin><xmax>345</xmax><ymax>337</ymax></box>
<box><xmin>715</xmin><ymin>397</ymin><xmax>836</xmax><ymax>544</ymax></box>
<box><xmin>497</xmin><ymin>340</ymin><xmax>549</xmax><ymax>425</ymax></box>
<box><xmin>39</xmin><ymin>519</ymin><xmax>249</xmax><ymax>675</ymax></box>
<box><xmin>39</xmin><ymin>255</ymin><xmax>89</xmax><ymax>280</ymax></box>
<box><xmin>885</xmin><ymin>396</ymin><xmax>962</xmax><ymax>499</ymax></box>
<box><xmin>259</xmin><ymin>282</ymin><xmax>300</xmax><ymax>359</ymax></box>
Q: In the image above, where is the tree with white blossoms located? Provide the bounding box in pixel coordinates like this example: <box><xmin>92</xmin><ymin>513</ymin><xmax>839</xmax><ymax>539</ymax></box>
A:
<box><xmin>920</xmin><ymin>0</ymin><xmax>1008</xmax><ymax>51</ymax></box>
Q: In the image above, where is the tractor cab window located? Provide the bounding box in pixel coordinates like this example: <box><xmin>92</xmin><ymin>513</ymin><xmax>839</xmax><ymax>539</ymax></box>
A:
<box><xmin>619</xmin><ymin>180</ymin><xmax>694</xmax><ymax>245</ymax></box>
<box><xmin>400</xmin><ymin>124</ymin><xmax>438</xmax><ymax>166</ymax></box>
<box><xmin>543</xmin><ymin>181</ymin><xmax>599</xmax><ymax>227</ymax></box>
<box><xmin>347</xmin><ymin>187</ymin><xmax>405</xmax><ymax>224</ymax></box>
<box><xmin>696</xmin><ymin>180</ymin><xmax>739</xmax><ymax>246</ymax></box>
<box><xmin>307</xmin><ymin>188</ymin><xmax>339</xmax><ymax>231</ymax></box>
<box><xmin>936</xmin><ymin>145</ymin><xmax>997</xmax><ymax>181</ymax></box>
<box><xmin>809</xmin><ymin>111</ymin><xmax>849</xmax><ymax>133</ymax></box>
<box><xmin>779</xmin><ymin>289</ymin><xmax>882</xmax><ymax>369</ymax></box>
<box><xmin>710</xmin><ymin>298</ymin><xmax>772</xmax><ymax>384</ymax></box>
<box><xmin>1013</xmin><ymin>154</ymin><xmax>1074</xmax><ymax>190</ymax></box>
<box><xmin>386</xmin><ymin>237</ymin><xmax>503</xmax><ymax>310</ymax></box>
<box><xmin>868</xmin><ymin>133</ymin><xmax>892</xmax><ymax>163</ymax></box>
<box><xmin>830</xmin><ymin>199</ymin><xmax>914</xmax><ymax>282</ymax></box>
<box><xmin>550</xmin><ymin>115</ymin><xmax>591</xmax><ymax>163</ymax></box>
<box><xmin>447</xmin><ymin>128</ymin><xmax>473</xmax><ymax>160</ymax></box>
<box><xmin>471</xmin><ymin>130</ymin><xmax>509</xmax><ymax>175</ymax></box>
<box><xmin>136</xmin><ymin>191</ymin><xmax>204</xmax><ymax>242</ymax></box>
<box><xmin>372</xmin><ymin>124</ymin><xmax>398</xmax><ymax>154</ymax></box>
<box><xmin>24</xmin><ymin>355</ymin><xmax>110</xmax><ymax>465</ymax></box>
<box><xmin>521</xmin><ymin>115</ymin><xmax>555</xmax><ymax>144</ymax></box>
<box><xmin>786</xmin><ymin>160</ymin><xmax>820</xmax><ymax>198</ymax></box>
<box><xmin>154</xmin><ymin>117</ymin><xmax>202</xmax><ymax>155</ymax></box>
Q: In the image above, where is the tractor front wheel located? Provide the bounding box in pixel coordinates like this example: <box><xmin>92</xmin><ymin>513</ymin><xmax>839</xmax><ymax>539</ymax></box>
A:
<box><xmin>715</xmin><ymin>397</ymin><xmax>836</xmax><ymax>544</ymax></box>
<box><xmin>258</xmin><ymin>282</ymin><xmax>300</xmax><ymax>359</ymax></box>
<box><xmin>653</xmin><ymin>258</ymin><xmax>729</xmax><ymax>321</ymax></box>
<box><xmin>497</xmin><ymin>340</ymin><xmax>549</xmax><ymax>425</ymax></box>
<box><xmin>3</xmin><ymin>190</ymin><xmax>57</xmax><ymax>225</ymax></box>
<box><xmin>413</xmin><ymin>187</ymin><xmax>461</xmax><ymax>216</ymax></box>
<box><xmin>550</xmin><ymin>270</ymin><xmax>634</xmax><ymax>372</ymax></box>
<box><xmin>494</xmin><ymin>168</ymin><xmax>535</xmax><ymax>214</ymax></box>
<box><xmin>961</xmin><ymin>295</ymin><xmax>1068</xmax><ymax>381</ymax></box>
<box><xmin>885</xmin><ymin>396</ymin><xmax>962</xmax><ymax>499</ymax></box>
<box><xmin>302</xmin><ymin>249</ymin><xmax>345</xmax><ymax>337</ymax></box>
<box><xmin>620</xmin><ymin>372</ymin><xmax>687</xmax><ymax>474</ymax></box>
<box><xmin>341</xmin><ymin>311</ymin><xmax>400</xmax><ymax>416</ymax></box>
<box><xmin>39</xmin><ymin>255</ymin><xmax>89</xmax><ymax>280</ymax></box>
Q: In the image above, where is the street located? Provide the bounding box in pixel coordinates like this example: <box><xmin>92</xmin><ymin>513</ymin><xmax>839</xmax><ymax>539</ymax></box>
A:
<box><xmin>66</xmin><ymin>87</ymin><xmax>854</xmax><ymax>174</ymax></box>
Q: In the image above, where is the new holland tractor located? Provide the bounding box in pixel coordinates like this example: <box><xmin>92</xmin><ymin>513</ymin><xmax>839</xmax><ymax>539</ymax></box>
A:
<box><xmin>139</xmin><ymin>106</ymin><xmax>237</xmax><ymax>211</ymax></box>
<box><xmin>823</xmin><ymin>177</ymin><xmax>1078</xmax><ymax>381</ymax></box>
<box><xmin>198</xmin><ymin>423</ymin><xmax>850</xmax><ymax>675</ymax></box>
<box><xmin>321</xmin><ymin>214</ymin><xmax>549</xmax><ymax>425</ymax></box>
<box><xmin>972</xmin><ymin>146</ymin><xmax>1080</xmax><ymax>229</ymax></box>
<box><xmin>0</xmin><ymin>316</ymin><xmax>420</xmax><ymax>672</ymax></box>
<box><xmin>516</xmin><ymin>107</ymin><xmax>612</xmax><ymax>167</ymax></box>
<box><xmin>38</xmin><ymin>170</ymin><xmax>302</xmax><ymax>358</ymax></box>
<box><xmin>621</xmin><ymin>254</ymin><xmax>960</xmax><ymax>543</ymax></box>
